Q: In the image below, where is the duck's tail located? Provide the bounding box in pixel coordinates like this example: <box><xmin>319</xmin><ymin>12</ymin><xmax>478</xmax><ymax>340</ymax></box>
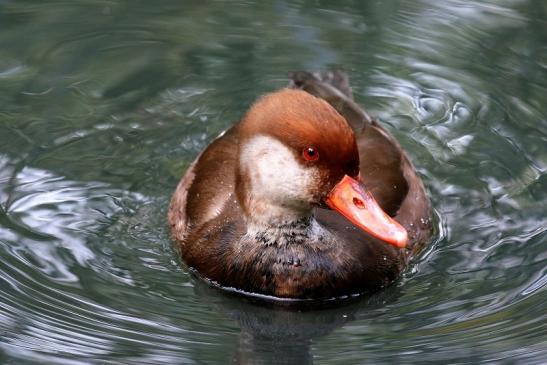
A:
<box><xmin>288</xmin><ymin>70</ymin><xmax>372</xmax><ymax>133</ymax></box>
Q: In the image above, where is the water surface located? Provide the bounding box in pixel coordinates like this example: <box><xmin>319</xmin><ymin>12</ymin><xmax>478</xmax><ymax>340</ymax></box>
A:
<box><xmin>1</xmin><ymin>1</ymin><xmax>546</xmax><ymax>364</ymax></box>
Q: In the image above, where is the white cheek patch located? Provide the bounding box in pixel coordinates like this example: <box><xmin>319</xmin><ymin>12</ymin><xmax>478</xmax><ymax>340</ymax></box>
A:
<box><xmin>239</xmin><ymin>135</ymin><xmax>317</xmax><ymax>208</ymax></box>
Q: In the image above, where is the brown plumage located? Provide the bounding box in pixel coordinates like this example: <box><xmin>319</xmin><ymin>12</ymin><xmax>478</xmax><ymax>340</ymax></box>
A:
<box><xmin>168</xmin><ymin>71</ymin><xmax>433</xmax><ymax>299</ymax></box>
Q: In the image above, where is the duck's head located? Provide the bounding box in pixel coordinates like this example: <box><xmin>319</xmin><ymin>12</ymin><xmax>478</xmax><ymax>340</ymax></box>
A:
<box><xmin>236</xmin><ymin>89</ymin><xmax>407</xmax><ymax>248</ymax></box>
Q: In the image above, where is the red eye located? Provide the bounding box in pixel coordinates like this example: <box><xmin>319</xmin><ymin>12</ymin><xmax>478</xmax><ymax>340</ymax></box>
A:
<box><xmin>302</xmin><ymin>147</ymin><xmax>319</xmax><ymax>161</ymax></box>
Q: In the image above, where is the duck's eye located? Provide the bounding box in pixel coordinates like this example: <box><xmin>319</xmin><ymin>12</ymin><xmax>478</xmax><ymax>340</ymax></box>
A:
<box><xmin>302</xmin><ymin>147</ymin><xmax>319</xmax><ymax>161</ymax></box>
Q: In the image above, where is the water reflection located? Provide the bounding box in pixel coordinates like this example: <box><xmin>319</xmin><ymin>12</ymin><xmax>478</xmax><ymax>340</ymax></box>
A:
<box><xmin>1</xmin><ymin>0</ymin><xmax>546</xmax><ymax>363</ymax></box>
<box><xmin>193</xmin><ymin>280</ymin><xmax>407</xmax><ymax>365</ymax></box>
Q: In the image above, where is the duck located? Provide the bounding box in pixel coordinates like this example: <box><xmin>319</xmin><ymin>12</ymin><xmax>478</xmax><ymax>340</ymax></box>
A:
<box><xmin>168</xmin><ymin>71</ymin><xmax>433</xmax><ymax>299</ymax></box>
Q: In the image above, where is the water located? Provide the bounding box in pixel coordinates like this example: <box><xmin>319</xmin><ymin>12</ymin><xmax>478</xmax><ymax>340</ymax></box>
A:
<box><xmin>1</xmin><ymin>1</ymin><xmax>546</xmax><ymax>364</ymax></box>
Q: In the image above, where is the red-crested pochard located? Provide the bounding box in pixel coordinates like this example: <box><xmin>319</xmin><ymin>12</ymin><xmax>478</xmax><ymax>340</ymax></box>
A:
<box><xmin>168</xmin><ymin>71</ymin><xmax>433</xmax><ymax>299</ymax></box>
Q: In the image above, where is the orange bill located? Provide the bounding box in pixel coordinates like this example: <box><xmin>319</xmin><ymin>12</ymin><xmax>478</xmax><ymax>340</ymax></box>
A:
<box><xmin>325</xmin><ymin>175</ymin><xmax>408</xmax><ymax>248</ymax></box>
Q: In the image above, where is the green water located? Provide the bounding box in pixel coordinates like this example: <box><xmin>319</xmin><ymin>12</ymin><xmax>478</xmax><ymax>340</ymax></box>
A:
<box><xmin>1</xmin><ymin>1</ymin><xmax>546</xmax><ymax>364</ymax></box>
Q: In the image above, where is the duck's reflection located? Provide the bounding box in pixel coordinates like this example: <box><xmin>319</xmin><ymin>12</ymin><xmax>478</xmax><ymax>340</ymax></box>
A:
<box><xmin>194</xmin><ymin>281</ymin><xmax>401</xmax><ymax>365</ymax></box>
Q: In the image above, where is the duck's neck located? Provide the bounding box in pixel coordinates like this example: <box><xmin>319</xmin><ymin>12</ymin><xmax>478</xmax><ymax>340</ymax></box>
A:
<box><xmin>238</xmin><ymin>181</ymin><xmax>318</xmax><ymax>246</ymax></box>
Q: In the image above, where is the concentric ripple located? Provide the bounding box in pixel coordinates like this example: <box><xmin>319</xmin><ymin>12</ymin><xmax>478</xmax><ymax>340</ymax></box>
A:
<box><xmin>1</xmin><ymin>0</ymin><xmax>546</xmax><ymax>364</ymax></box>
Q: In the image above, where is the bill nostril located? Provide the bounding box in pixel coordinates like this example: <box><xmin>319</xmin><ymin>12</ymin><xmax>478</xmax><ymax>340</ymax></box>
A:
<box><xmin>353</xmin><ymin>197</ymin><xmax>365</xmax><ymax>209</ymax></box>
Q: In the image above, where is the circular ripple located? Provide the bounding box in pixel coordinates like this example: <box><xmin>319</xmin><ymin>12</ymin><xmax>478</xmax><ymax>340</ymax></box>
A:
<box><xmin>1</xmin><ymin>1</ymin><xmax>546</xmax><ymax>364</ymax></box>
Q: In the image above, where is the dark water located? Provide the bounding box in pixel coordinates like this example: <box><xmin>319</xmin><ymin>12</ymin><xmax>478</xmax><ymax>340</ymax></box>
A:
<box><xmin>1</xmin><ymin>1</ymin><xmax>546</xmax><ymax>364</ymax></box>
